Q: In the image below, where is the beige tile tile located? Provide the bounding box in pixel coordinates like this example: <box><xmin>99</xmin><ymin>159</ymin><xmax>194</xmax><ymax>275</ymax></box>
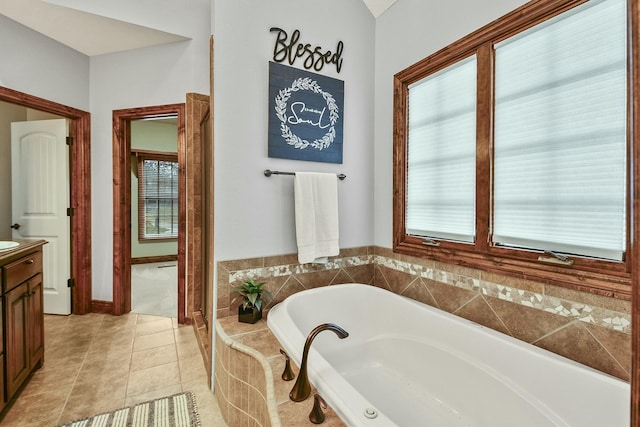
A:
<box><xmin>376</xmin><ymin>265</ymin><xmax>416</xmax><ymax>294</ymax></box>
<box><xmin>123</xmin><ymin>384</ymin><xmax>183</xmax><ymax>407</ymax></box>
<box><xmin>174</xmin><ymin>324</ymin><xmax>198</xmax><ymax>343</ymax></box>
<box><xmin>1</xmin><ymin>391</ymin><xmax>67</xmax><ymax>427</ymax></box>
<box><xmin>586</xmin><ymin>322</ymin><xmax>632</xmax><ymax>375</ymax></box>
<box><xmin>135</xmin><ymin>317</ymin><xmax>174</xmax><ymax>336</ymax></box>
<box><xmin>130</xmin><ymin>343</ymin><xmax>178</xmax><ymax>372</ymax></box>
<box><xmin>179</xmin><ymin>354</ymin><xmax>208</xmax><ymax>384</ymax></box>
<box><xmin>137</xmin><ymin>313</ymin><xmax>170</xmax><ymax>324</ymax></box>
<box><xmin>133</xmin><ymin>330</ymin><xmax>175</xmax><ymax>352</ymax></box>
<box><xmin>57</xmin><ymin>396</ymin><xmax>126</xmax><ymax>425</ymax></box>
<box><xmin>176</xmin><ymin>339</ymin><xmax>202</xmax><ymax>359</ymax></box>
<box><xmin>278</xmin><ymin>399</ymin><xmax>346</xmax><ymax>427</ymax></box>
<box><xmin>71</xmin><ymin>371</ymin><xmax>129</xmax><ymax>401</ymax></box>
<box><xmin>485</xmin><ymin>295</ymin><xmax>573</xmax><ymax>343</ymax></box>
<box><xmin>454</xmin><ymin>295</ymin><xmax>511</xmax><ymax>336</ymax></box>
<box><xmin>86</xmin><ymin>341</ymin><xmax>132</xmax><ymax>360</ymax></box>
<box><xmin>191</xmin><ymin>387</ymin><xmax>228</xmax><ymax>427</ymax></box>
<box><xmin>534</xmin><ymin>321</ymin><xmax>629</xmax><ymax>380</ymax></box>
<box><xmin>126</xmin><ymin>361</ymin><xmax>181</xmax><ymax>397</ymax></box>
<box><xmin>19</xmin><ymin>364</ymin><xmax>78</xmax><ymax>398</ymax></box>
<box><xmin>423</xmin><ymin>277</ymin><xmax>477</xmax><ymax>313</ymax></box>
<box><xmin>217</xmin><ymin>316</ymin><xmax>269</xmax><ymax>337</ymax></box>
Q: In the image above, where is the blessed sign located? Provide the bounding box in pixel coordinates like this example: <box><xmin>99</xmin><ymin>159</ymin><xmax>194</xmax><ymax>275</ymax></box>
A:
<box><xmin>268</xmin><ymin>62</ymin><xmax>344</xmax><ymax>164</ymax></box>
<box><xmin>270</xmin><ymin>27</ymin><xmax>344</xmax><ymax>74</ymax></box>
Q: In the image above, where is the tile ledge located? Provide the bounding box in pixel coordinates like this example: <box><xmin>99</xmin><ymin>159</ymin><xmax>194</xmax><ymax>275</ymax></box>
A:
<box><xmin>215</xmin><ymin>319</ymin><xmax>282</xmax><ymax>427</ymax></box>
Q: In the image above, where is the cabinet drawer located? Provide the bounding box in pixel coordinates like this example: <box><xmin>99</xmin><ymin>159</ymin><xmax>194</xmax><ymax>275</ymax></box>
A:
<box><xmin>3</xmin><ymin>251</ymin><xmax>42</xmax><ymax>293</ymax></box>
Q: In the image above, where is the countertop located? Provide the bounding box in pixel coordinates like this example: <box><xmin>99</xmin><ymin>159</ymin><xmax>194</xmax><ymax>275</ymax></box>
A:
<box><xmin>0</xmin><ymin>239</ymin><xmax>47</xmax><ymax>265</ymax></box>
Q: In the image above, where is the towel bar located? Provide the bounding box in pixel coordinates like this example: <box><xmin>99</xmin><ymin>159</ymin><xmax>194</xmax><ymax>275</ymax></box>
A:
<box><xmin>264</xmin><ymin>169</ymin><xmax>346</xmax><ymax>180</ymax></box>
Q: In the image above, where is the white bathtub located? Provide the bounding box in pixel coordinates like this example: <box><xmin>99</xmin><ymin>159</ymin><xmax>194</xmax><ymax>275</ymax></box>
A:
<box><xmin>267</xmin><ymin>283</ymin><xmax>630</xmax><ymax>427</ymax></box>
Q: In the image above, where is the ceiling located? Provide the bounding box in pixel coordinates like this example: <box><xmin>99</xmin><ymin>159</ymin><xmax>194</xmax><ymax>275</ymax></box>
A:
<box><xmin>0</xmin><ymin>0</ymin><xmax>398</xmax><ymax>57</ymax></box>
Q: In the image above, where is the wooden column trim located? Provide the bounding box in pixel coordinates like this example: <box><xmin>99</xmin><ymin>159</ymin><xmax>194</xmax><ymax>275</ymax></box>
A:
<box><xmin>630</xmin><ymin>0</ymin><xmax>639</xmax><ymax>423</ymax></box>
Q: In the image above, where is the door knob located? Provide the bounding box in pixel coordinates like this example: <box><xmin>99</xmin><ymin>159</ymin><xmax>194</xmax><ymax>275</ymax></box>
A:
<box><xmin>10</xmin><ymin>223</ymin><xmax>21</xmax><ymax>230</ymax></box>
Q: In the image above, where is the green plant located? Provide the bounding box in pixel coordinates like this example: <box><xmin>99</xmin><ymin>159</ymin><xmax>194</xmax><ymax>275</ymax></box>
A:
<box><xmin>232</xmin><ymin>278</ymin><xmax>273</xmax><ymax>311</ymax></box>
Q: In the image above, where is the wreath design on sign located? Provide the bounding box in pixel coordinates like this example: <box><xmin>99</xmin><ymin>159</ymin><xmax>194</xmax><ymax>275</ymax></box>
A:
<box><xmin>274</xmin><ymin>77</ymin><xmax>339</xmax><ymax>150</ymax></box>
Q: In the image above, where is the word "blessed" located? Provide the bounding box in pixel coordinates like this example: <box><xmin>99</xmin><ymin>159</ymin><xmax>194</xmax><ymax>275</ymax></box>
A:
<box><xmin>270</xmin><ymin>27</ymin><xmax>344</xmax><ymax>73</ymax></box>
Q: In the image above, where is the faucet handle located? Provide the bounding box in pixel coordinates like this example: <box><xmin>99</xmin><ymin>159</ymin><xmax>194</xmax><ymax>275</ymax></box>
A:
<box><xmin>309</xmin><ymin>394</ymin><xmax>327</xmax><ymax>424</ymax></box>
<box><xmin>279</xmin><ymin>349</ymin><xmax>295</xmax><ymax>381</ymax></box>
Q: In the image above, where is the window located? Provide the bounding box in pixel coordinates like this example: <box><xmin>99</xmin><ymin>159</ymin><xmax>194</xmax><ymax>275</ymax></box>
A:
<box><xmin>407</xmin><ymin>56</ymin><xmax>477</xmax><ymax>243</ymax></box>
<box><xmin>137</xmin><ymin>152</ymin><xmax>179</xmax><ymax>240</ymax></box>
<box><xmin>393</xmin><ymin>0</ymin><xmax>633</xmax><ymax>297</ymax></box>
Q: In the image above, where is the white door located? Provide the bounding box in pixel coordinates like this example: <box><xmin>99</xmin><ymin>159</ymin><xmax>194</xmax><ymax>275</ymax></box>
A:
<box><xmin>11</xmin><ymin>119</ymin><xmax>71</xmax><ymax>315</ymax></box>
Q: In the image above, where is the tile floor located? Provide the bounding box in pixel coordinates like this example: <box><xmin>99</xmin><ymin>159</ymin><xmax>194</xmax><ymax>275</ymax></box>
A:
<box><xmin>131</xmin><ymin>262</ymin><xmax>178</xmax><ymax>318</ymax></box>
<box><xmin>1</xmin><ymin>313</ymin><xmax>227</xmax><ymax>427</ymax></box>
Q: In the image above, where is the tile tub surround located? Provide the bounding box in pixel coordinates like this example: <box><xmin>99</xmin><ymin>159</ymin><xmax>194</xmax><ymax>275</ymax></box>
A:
<box><xmin>214</xmin><ymin>316</ymin><xmax>346</xmax><ymax>427</ymax></box>
<box><xmin>217</xmin><ymin>246</ymin><xmax>631</xmax><ymax>381</ymax></box>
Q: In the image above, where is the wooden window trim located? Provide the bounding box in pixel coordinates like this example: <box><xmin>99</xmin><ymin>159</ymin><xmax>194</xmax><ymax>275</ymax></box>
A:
<box><xmin>393</xmin><ymin>0</ymin><xmax>633</xmax><ymax>299</ymax></box>
<box><xmin>136</xmin><ymin>151</ymin><xmax>179</xmax><ymax>242</ymax></box>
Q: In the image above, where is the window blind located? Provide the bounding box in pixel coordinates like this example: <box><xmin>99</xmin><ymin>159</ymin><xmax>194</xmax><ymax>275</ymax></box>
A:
<box><xmin>406</xmin><ymin>56</ymin><xmax>477</xmax><ymax>243</ymax></box>
<box><xmin>493</xmin><ymin>0</ymin><xmax>627</xmax><ymax>260</ymax></box>
<box><xmin>140</xmin><ymin>158</ymin><xmax>178</xmax><ymax>238</ymax></box>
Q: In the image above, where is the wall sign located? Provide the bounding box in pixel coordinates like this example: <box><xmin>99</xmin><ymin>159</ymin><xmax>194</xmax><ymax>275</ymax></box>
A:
<box><xmin>270</xmin><ymin>27</ymin><xmax>344</xmax><ymax>74</ymax></box>
<box><xmin>268</xmin><ymin>62</ymin><xmax>344</xmax><ymax>164</ymax></box>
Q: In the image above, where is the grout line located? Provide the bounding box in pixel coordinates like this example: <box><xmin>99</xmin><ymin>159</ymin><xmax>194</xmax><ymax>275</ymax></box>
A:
<box><xmin>54</xmin><ymin>313</ymin><xmax>108</xmax><ymax>425</ymax></box>
<box><xmin>123</xmin><ymin>313</ymin><xmax>138</xmax><ymax>402</ymax></box>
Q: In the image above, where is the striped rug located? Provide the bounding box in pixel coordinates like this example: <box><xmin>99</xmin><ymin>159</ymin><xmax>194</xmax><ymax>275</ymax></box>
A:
<box><xmin>57</xmin><ymin>391</ymin><xmax>200</xmax><ymax>427</ymax></box>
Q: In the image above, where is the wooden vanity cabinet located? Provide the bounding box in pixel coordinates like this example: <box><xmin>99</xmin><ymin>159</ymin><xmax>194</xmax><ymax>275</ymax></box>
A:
<box><xmin>1</xmin><ymin>244</ymin><xmax>45</xmax><ymax>410</ymax></box>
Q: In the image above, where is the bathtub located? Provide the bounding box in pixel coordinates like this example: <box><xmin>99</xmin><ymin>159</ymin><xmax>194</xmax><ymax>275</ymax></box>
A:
<box><xmin>267</xmin><ymin>283</ymin><xmax>630</xmax><ymax>427</ymax></box>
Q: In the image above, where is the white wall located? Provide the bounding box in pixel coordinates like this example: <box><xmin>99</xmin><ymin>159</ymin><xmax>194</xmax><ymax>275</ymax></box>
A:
<box><xmin>0</xmin><ymin>102</ymin><xmax>26</xmax><ymax>240</ymax></box>
<box><xmin>213</xmin><ymin>0</ymin><xmax>376</xmax><ymax>261</ymax></box>
<box><xmin>90</xmin><ymin>4</ymin><xmax>210</xmax><ymax>301</ymax></box>
<box><xmin>0</xmin><ymin>0</ymin><xmax>539</xmax><ymax>301</ymax></box>
<box><xmin>373</xmin><ymin>0</ymin><xmax>530</xmax><ymax>248</ymax></box>
<box><xmin>0</xmin><ymin>16</ymin><xmax>90</xmax><ymax>111</ymax></box>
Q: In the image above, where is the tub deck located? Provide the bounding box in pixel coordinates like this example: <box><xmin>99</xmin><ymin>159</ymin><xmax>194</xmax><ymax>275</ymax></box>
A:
<box><xmin>215</xmin><ymin>316</ymin><xmax>346</xmax><ymax>426</ymax></box>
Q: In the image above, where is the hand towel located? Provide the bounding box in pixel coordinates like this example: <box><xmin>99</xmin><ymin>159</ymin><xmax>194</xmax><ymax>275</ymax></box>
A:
<box><xmin>294</xmin><ymin>172</ymin><xmax>339</xmax><ymax>264</ymax></box>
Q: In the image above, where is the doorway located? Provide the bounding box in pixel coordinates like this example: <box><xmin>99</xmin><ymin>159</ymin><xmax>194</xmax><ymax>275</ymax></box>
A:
<box><xmin>112</xmin><ymin>104</ymin><xmax>186</xmax><ymax>323</ymax></box>
<box><xmin>0</xmin><ymin>86</ymin><xmax>92</xmax><ymax>315</ymax></box>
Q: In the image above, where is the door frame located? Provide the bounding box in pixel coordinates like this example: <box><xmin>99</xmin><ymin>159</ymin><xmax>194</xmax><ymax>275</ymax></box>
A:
<box><xmin>112</xmin><ymin>104</ymin><xmax>186</xmax><ymax>323</ymax></box>
<box><xmin>0</xmin><ymin>86</ymin><xmax>92</xmax><ymax>315</ymax></box>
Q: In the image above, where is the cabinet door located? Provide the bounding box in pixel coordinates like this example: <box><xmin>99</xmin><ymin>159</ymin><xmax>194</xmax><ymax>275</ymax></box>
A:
<box><xmin>5</xmin><ymin>282</ymin><xmax>29</xmax><ymax>399</ymax></box>
<box><xmin>27</xmin><ymin>274</ymin><xmax>44</xmax><ymax>369</ymax></box>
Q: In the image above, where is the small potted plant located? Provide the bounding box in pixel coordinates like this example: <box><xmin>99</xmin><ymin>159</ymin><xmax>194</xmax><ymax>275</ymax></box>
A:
<box><xmin>232</xmin><ymin>278</ymin><xmax>273</xmax><ymax>324</ymax></box>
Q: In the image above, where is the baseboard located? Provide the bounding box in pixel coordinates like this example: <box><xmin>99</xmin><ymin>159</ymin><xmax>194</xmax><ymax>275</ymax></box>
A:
<box><xmin>90</xmin><ymin>300</ymin><xmax>114</xmax><ymax>314</ymax></box>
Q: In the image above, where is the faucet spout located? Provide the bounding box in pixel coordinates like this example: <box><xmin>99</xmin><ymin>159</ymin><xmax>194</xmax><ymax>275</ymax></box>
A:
<box><xmin>289</xmin><ymin>323</ymin><xmax>349</xmax><ymax>402</ymax></box>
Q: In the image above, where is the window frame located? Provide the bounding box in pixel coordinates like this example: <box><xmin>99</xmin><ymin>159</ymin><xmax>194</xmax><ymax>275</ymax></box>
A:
<box><xmin>393</xmin><ymin>0</ymin><xmax>634</xmax><ymax>299</ymax></box>
<box><xmin>135</xmin><ymin>149</ymin><xmax>179</xmax><ymax>242</ymax></box>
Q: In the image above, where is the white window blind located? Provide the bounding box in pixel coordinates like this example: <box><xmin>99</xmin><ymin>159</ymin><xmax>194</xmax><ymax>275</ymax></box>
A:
<box><xmin>493</xmin><ymin>0</ymin><xmax>627</xmax><ymax>260</ymax></box>
<box><xmin>406</xmin><ymin>56</ymin><xmax>477</xmax><ymax>243</ymax></box>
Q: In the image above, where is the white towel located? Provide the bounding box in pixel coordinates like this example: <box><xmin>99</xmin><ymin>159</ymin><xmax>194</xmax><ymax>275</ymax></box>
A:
<box><xmin>294</xmin><ymin>172</ymin><xmax>340</xmax><ymax>264</ymax></box>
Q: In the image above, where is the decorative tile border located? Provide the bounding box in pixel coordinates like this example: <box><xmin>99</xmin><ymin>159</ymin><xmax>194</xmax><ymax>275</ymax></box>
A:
<box><xmin>228</xmin><ymin>255</ymin><xmax>373</xmax><ymax>283</ymax></box>
<box><xmin>375</xmin><ymin>254</ymin><xmax>631</xmax><ymax>334</ymax></box>
<box><xmin>221</xmin><ymin>249</ymin><xmax>631</xmax><ymax>335</ymax></box>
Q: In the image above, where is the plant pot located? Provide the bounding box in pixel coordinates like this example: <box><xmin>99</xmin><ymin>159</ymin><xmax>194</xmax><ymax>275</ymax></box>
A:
<box><xmin>238</xmin><ymin>305</ymin><xmax>262</xmax><ymax>324</ymax></box>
